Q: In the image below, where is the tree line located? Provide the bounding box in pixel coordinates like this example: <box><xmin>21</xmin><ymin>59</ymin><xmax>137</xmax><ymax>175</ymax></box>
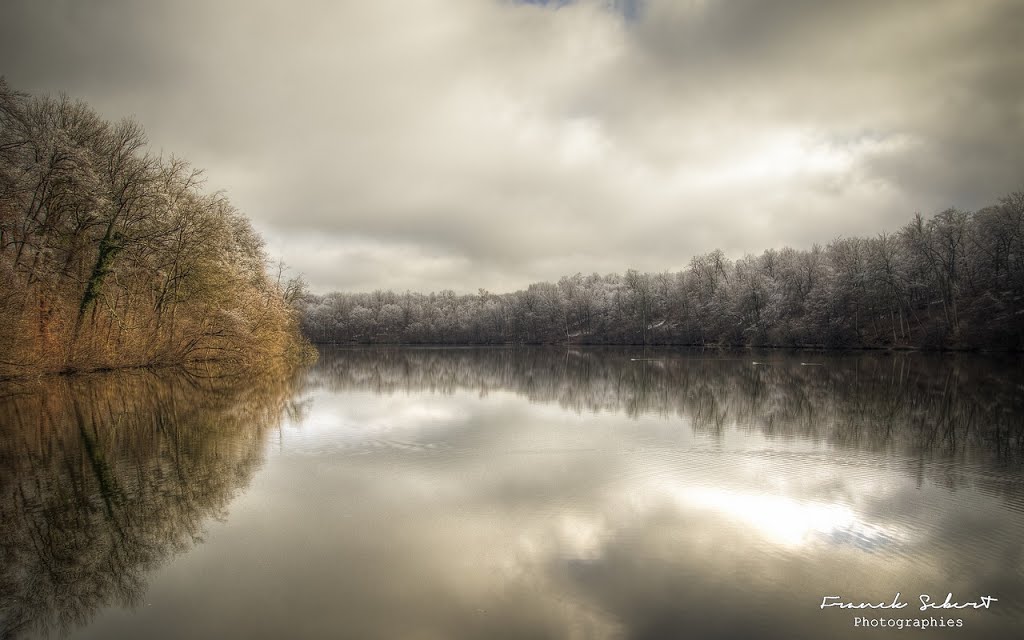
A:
<box><xmin>301</xmin><ymin>193</ymin><xmax>1024</xmax><ymax>350</ymax></box>
<box><xmin>0</xmin><ymin>80</ymin><xmax>309</xmax><ymax>377</ymax></box>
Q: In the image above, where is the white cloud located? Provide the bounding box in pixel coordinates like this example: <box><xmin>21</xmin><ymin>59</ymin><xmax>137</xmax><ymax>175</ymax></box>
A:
<box><xmin>2</xmin><ymin>0</ymin><xmax>1021</xmax><ymax>292</ymax></box>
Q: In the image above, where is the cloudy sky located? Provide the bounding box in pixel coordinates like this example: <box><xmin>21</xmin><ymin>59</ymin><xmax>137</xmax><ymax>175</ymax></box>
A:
<box><xmin>2</xmin><ymin>0</ymin><xmax>1022</xmax><ymax>293</ymax></box>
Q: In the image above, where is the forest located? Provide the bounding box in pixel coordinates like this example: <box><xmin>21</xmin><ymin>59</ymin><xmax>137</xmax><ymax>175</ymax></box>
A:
<box><xmin>0</xmin><ymin>80</ymin><xmax>309</xmax><ymax>377</ymax></box>
<box><xmin>301</xmin><ymin>193</ymin><xmax>1024</xmax><ymax>351</ymax></box>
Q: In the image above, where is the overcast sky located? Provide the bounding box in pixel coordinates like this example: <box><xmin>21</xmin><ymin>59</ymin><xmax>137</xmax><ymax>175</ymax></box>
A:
<box><xmin>2</xmin><ymin>0</ymin><xmax>1022</xmax><ymax>293</ymax></box>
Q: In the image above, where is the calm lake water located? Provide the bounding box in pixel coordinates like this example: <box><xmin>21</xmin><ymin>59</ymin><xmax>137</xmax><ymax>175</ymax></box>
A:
<box><xmin>2</xmin><ymin>347</ymin><xmax>1023</xmax><ymax>639</ymax></box>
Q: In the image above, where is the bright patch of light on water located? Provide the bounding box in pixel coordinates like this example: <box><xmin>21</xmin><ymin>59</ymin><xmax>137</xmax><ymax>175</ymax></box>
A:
<box><xmin>678</xmin><ymin>487</ymin><xmax>902</xmax><ymax>550</ymax></box>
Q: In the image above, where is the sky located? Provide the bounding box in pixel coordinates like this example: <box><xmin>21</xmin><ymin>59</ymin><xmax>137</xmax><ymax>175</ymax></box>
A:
<box><xmin>1</xmin><ymin>0</ymin><xmax>1022</xmax><ymax>294</ymax></box>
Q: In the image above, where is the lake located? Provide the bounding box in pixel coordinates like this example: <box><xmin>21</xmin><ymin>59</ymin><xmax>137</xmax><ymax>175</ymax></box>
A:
<box><xmin>2</xmin><ymin>347</ymin><xmax>1022</xmax><ymax>639</ymax></box>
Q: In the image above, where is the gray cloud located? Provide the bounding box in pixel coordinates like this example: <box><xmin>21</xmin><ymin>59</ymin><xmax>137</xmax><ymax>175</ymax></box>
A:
<box><xmin>2</xmin><ymin>0</ymin><xmax>1021</xmax><ymax>293</ymax></box>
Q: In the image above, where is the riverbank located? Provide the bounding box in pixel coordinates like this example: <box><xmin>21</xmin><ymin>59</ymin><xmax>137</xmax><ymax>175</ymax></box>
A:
<box><xmin>0</xmin><ymin>344</ymin><xmax>317</xmax><ymax>383</ymax></box>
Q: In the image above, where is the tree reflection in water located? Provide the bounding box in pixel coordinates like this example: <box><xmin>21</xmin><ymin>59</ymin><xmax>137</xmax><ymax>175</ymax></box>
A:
<box><xmin>0</xmin><ymin>368</ymin><xmax>303</xmax><ymax>639</ymax></box>
<box><xmin>311</xmin><ymin>346</ymin><xmax>1024</xmax><ymax>464</ymax></box>
<box><xmin>1</xmin><ymin>347</ymin><xmax>1022</xmax><ymax>639</ymax></box>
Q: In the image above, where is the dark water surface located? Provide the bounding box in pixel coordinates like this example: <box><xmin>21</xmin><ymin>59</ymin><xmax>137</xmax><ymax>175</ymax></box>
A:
<box><xmin>2</xmin><ymin>347</ymin><xmax>1023</xmax><ymax>639</ymax></box>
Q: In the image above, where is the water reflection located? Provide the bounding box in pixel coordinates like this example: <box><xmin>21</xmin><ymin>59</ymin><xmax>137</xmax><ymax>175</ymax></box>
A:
<box><xmin>0</xmin><ymin>369</ymin><xmax>302</xmax><ymax>639</ymax></box>
<box><xmin>676</xmin><ymin>487</ymin><xmax>900</xmax><ymax>549</ymax></box>
<box><xmin>312</xmin><ymin>346</ymin><xmax>1024</xmax><ymax>464</ymax></box>
<box><xmin>288</xmin><ymin>347</ymin><xmax>1024</xmax><ymax>638</ymax></box>
<box><xmin>2</xmin><ymin>347</ymin><xmax>1022</xmax><ymax>639</ymax></box>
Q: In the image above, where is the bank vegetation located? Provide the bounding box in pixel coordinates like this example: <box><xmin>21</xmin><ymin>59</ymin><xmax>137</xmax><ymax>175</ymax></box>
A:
<box><xmin>0</xmin><ymin>80</ymin><xmax>309</xmax><ymax>378</ymax></box>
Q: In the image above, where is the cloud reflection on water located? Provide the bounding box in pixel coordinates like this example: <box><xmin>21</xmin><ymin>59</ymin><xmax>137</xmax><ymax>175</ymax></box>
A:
<box><xmin>3</xmin><ymin>347</ymin><xmax>1022</xmax><ymax>639</ymax></box>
